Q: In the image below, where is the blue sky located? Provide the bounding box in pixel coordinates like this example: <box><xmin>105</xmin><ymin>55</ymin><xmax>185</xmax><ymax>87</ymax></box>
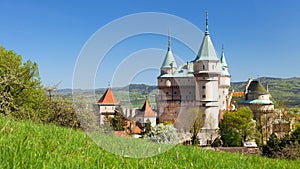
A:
<box><xmin>1</xmin><ymin>0</ymin><xmax>300</xmax><ymax>89</ymax></box>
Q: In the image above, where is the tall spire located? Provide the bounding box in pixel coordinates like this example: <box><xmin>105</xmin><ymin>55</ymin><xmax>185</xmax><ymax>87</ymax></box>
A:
<box><xmin>168</xmin><ymin>29</ymin><xmax>171</xmax><ymax>51</ymax></box>
<box><xmin>205</xmin><ymin>11</ymin><xmax>209</xmax><ymax>35</ymax></box>
<box><xmin>161</xmin><ymin>30</ymin><xmax>177</xmax><ymax>69</ymax></box>
<box><xmin>220</xmin><ymin>45</ymin><xmax>228</xmax><ymax>67</ymax></box>
<box><xmin>222</xmin><ymin>44</ymin><xmax>224</xmax><ymax>53</ymax></box>
<box><xmin>194</xmin><ymin>11</ymin><xmax>218</xmax><ymax>61</ymax></box>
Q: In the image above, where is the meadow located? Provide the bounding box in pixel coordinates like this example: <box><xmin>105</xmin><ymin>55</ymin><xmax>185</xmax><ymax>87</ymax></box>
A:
<box><xmin>1</xmin><ymin>116</ymin><xmax>299</xmax><ymax>169</ymax></box>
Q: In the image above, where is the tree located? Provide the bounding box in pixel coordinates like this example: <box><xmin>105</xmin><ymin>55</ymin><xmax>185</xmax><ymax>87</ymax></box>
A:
<box><xmin>262</xmin><ymin>133</ymin><xmax>281</xmax><ymax>158</ymax></box>
<box><xmin>109</xmin><ymin>106</ymin><xmax>127</xmax><ymax>131</ymax></box>
<box><xmin>46</xmin><ymin>97</ymin><xmax>81</xmax><ymax>129</ymax></box>
<box><xmin>147</xmin><ymin>124</ymin><xmax>180</xmax><ymax>144</ymax></box>
<box><xmin>220</xmin><ymin>107</ymin><xmax>256</xmax><ymax>146</ymax></box>
<box><xmin>0</xmin><ymin>46</ymin><xmax>47</xmax><ymax>121</ymax></box>
<box><xmin>189</xmin><ymin>108</ymin><xmax>204</xmax><ymax>145</ymax></box>
<box><xmin>291</xmin><ymin>125</ymin><xmax>300</xmax><ymax>144</ymax></box>
<box><xmin>143</xmin><ymin>119</ymin><xmax>152</xmax><ymax>135</ymax></box>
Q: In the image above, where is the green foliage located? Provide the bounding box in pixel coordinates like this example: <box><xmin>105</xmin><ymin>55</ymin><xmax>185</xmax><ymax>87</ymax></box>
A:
<box><xmin>147</xmin><ymin>123</ymin><xmax>180</xmax><ymax>144</ymax></box>
<box><xmin>220</xmin><ymin>107</ymin><xmax>257</xmax><ymax>147</ymax></box>
<box><xmin>45</xmin><ymin>97</ymin><xmax>81</xmax><ymax>129</ymax></box>
<box><xmin>143</xmin><ymin>119</ymin><xmax>152</xmax><ymax>135</ymax></box>
<box><xmin>189</xmin><ymin>108</ymin><xmax>204</xmax><ymax>145</ymax></box>
<box><xmin>1</xmin><ymin>117</ymin><xmax>300</xmax><ymax>168</ymax></box>
<box><xmin>291</xmin><ymin>125</ymin><xmax>300</xmax><ymax>144</ymax></box>
<box><xmin>0</xmin><ymin>46</ymin><xmax>47</xmax><ymax>121</ymax></box>
<box><xmin>108</xmin><ymin>106</ymin><xmax>127</xmax><ymax>131</ymax></box>
<box><xmin>263</xmin><ymin>129</ymin><xmax>300</xmax><ymax>160</ymax></box>
<box><xmin>262</xmin><ymin>133</ymin><xmax>281</xmax><ymax>158</ymax></box>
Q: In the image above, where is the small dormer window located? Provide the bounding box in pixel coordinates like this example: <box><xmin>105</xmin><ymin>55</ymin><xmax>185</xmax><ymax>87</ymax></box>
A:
<box><xmin>166</xmin><ymin>80</ymin><xmax>171</xmax><ymax>87</ymax></box>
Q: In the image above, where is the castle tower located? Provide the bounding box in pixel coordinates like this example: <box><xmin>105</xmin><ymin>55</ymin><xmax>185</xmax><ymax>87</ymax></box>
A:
<box><xmin>157</xmin><ymin>33</ymin><xmax>181</xmax><ymax>122</ymax></box>
<box><xmin>96</xmin><ymin>88</ymin><xmax>119</xmax><ymax>125</ymax></box>
<box><xmin>160</xmin><ymin>32</ymin><xmax>177</xmax><ymax>75</ymax></box>
<box><xmin>134</xmin><ymin>97</ymin><xmax>157</xmax><ymax>127</ymax></box>
<box><xmin>193</xmin><ymin>12</ymin><xmax>220</xmax><ymax>131</ymax></box>
<box><xmin>219</xmin><ymin>46</ymin><xmax>231</xmax><ymax>111</ymax></box>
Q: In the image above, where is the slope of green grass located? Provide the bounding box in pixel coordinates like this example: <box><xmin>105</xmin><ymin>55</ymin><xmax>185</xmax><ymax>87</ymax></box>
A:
<box><xmin>1</xmin><ymin>116</ymin><xmax>299</xmax><ymax>168</ymax></box>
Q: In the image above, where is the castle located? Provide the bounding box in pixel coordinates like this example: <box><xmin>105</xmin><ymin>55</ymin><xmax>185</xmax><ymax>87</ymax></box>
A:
<box><xmin>156</xmin><ymin>12</ymin><xmax>231</xmax><ymax>143</ymax></box>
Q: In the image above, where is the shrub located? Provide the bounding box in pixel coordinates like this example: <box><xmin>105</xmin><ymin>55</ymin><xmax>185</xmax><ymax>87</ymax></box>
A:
<box><xmin>147</xmin><ymin>123</ymin><xmax>180</xmax><ymax>144</ymax></box>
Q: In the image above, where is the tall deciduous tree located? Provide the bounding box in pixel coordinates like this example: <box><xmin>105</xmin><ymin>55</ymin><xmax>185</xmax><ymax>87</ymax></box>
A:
<box><xmin>0</xmin><ymin>46</ymin><xmax>47</xmax><ymax>120</ymax></box>
<box><xmin>220</xmin><ymin>107</ymin><xmax>256</xmax><ymax>146</ymax></box>
<box><xmin>189</xmin><ymin>108</ymin><xmax>205</xmax><ymax>145</ymax></box>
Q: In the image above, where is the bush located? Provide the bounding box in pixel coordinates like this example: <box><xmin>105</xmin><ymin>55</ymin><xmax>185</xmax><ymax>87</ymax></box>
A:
<box><xmin>263</xmin><ymin>132</ymin><xmax>300</xmax><ymax>160</ymax></box>
<box><xmin>147</xmin><ymin>124</ymin><xmax>180</xmax><ymax>144</ymax></box>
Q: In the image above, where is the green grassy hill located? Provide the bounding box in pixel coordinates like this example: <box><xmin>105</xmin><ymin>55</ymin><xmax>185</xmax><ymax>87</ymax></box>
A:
<box><xmin>1</xmin><ymin>116</ymin><xmax>300</xmax><ymax>168</ymax></box>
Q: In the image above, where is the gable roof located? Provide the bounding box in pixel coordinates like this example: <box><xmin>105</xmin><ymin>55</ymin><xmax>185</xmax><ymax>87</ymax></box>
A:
<box><xmin>135</xmin><ymin>97</ymin><xmax>157</xmax><ymax>117</ymax></box>
<box><xmin>97</xmin><ymin>88</ymin><xmax>118</xmax><ymax>105</ymax></box>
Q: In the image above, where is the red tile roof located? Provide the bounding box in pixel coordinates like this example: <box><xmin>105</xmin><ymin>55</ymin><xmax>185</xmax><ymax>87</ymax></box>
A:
<box><xmin>97</xmin><ymin>88</ymin><xmax>119</xmax><ymax>105</ymax></box>
<box><xmin>125</xmin><ymin>121</ymin><xmax>142</xmax><ymax>134</ymax></box>
<box><xmin>135</xmin><ymin>97</ymin><xmax>157</xmax><ymax>117</ymax></box>
<box><xmin>233</xmin><ymin>92</ymin><xmax>244</xmax><ymax>97</ymax></box>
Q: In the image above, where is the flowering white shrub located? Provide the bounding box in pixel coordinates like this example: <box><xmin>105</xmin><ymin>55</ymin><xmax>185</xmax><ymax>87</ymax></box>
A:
<box><xmin>147</xmin><ymin>124</ymin><xmax>180</xmax><ymax>144</ymax></box>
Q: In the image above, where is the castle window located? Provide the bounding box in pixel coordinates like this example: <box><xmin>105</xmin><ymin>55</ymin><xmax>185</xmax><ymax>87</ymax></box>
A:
<box><xmin>174</xmin><ymin>91</ymin><xmax>177</xmax><ymax>95</ymax></box>
<box><xmin>166</xmin><ymin>92</ymin><xmax>169</xmax><ymax>95</ymax></box>
<box><xmin>202</xmin><ymin>95</ymin><xmax>206</xmax><ymax>98</ymax></box>
<box><xmin>202</xmin><ymin>86</ymin><xmax>206</xmax><ymax>89</ymax></box>
<box><xmin>202</xmin><ymin>104</ymin><xmax>206</xmax><ymax>107</ymax></box>
<box><xmin>203</xmin><ymin>65</ymin><xmax>205</xmax><ymax>70</ymax></box>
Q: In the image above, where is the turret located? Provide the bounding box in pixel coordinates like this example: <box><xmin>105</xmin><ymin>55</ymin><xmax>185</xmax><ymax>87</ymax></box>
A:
<box><xmin>160</xmin><ymin>32</ymin><xmax>177</xmax><ymax>75</ymax></box>
<box><xmin>219</xmin><ymin>46</ymin><xmax>231</xmax><ymax>110</ymax></box>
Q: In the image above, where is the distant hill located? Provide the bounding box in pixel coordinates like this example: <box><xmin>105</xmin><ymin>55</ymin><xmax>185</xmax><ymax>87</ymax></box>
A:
<box><xmin>56</xmin><ymin>77</ymin><xmax>300</xmax><ymax>108</ymax></box>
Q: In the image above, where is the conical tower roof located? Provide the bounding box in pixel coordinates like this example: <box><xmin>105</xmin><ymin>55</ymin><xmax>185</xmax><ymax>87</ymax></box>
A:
<box><xmin>97</xmin><ymin>88</ymin><xmax>118</xmax><ymax>105</ymax></box>
<box><xmin>248</xmin><ymin>80</ymin><xmax>268</xmax><ymax>94</ymax></box>
<box><xmin>220</xmin><ymin>47</ymin><xmax>228</xmax><ymax>67</ymax></box>
<box><xmin>220</xmin><ymin>46</ymin><xmax>230</xmax><ymax>76</ymax></box>
<box><xmin>161</xmin><ymin>33</ymin><xmax>177</xmax><ymax>68</ymax></box>
<box><xmin>194</xmin><ymin>12</ymin><xmax>219</xmax><ymax>61</ymax></box>
<box><xmin>135</xmin><ymin>97</ymin><xmax>157</xmax><ymax>117</ymax></box>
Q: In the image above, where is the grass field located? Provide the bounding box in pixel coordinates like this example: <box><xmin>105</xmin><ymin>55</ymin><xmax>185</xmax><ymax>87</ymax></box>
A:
<box><xmin>1</xmin><ymin>116</ymin><xmax>300</xmax><ymax>168</ymax></box>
